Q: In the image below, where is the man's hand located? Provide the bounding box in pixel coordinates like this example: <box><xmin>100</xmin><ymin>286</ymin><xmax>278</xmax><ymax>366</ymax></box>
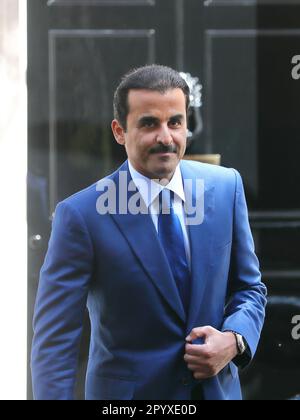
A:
<box><xmin>184</xmin><ymin>326</ymin><xmax>238</xmax><ymax>380</ymax></box>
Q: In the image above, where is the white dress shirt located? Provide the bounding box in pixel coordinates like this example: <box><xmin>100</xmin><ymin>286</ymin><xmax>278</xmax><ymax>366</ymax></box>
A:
<box><xmin>128</xmin><ymin>160</ymin><xmax>191</xmax><ymax>269</ymax></box>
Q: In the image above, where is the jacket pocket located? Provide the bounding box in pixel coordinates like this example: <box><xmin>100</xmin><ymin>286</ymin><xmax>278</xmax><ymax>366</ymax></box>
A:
<box><xmin>86</xmin><ymin>374</ymin><xmax>136</xmax><ymax>400</ymax></box>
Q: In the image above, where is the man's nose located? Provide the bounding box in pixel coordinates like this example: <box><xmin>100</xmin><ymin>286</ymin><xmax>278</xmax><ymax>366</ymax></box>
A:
<box><xmin>156</xmin><ymin>125</ymin><xmax>173</xmax><ymax>145</ymax></box>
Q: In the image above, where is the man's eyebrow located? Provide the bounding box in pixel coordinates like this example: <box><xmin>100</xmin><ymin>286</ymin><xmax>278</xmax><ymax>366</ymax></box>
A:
<box><xmin>137</xmin><ymin>116</ymin><xmax>160</xmax><ymax>125</ymax></box>
<box><xmin>137</xmin><ymin>114</ymin><xmax>185</xmax><ymax>127</ymax></box>
<box><xmin>169</xmin><ymin>114</ymin><xmax>184</xmax><ymax>121</ymax></box>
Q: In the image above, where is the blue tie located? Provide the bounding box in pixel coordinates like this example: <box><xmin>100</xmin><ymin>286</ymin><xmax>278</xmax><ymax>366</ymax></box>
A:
<box><xmin>158</xmin><ymin>189</ymin><xmax>191</xmax><ymax>314</ymax></box>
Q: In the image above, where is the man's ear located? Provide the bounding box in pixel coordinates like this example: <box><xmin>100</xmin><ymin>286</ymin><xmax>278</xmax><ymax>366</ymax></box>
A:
<box><xmin>111</xmin><ymin>119</ymin><xmax>126</xmax><ymax>145</ymax></box>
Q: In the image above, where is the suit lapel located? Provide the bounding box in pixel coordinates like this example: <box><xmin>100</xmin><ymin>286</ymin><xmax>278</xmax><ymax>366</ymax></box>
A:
<box><xmin>180</xmin><ymin>161</ymin><xmax>215</xmax><ymax>330</ymax></box>
<box><xmin>109</xmin><ymin>161</ymin><xmax>186</xmax><ymax>324</ymax></box>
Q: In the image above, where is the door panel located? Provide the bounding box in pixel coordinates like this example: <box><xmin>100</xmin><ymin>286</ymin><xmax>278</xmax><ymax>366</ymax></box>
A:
<box><xmin>49</xmin><ymin>29</ymin><xmax>155</xmax><ymax>212</ymax></box>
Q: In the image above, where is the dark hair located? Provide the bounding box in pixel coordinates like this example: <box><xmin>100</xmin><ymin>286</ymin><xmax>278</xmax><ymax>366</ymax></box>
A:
<box><xmin>113</xmin><ymin>64</ymin><xmax>190</xmax><ymax>130</ymax></box>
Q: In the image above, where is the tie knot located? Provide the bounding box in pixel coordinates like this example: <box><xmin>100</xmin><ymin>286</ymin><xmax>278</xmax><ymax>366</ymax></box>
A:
<box><xmin>159</xmin><ymin>189</ymin><xmax>174</xmax><ymax>214</ymax></box>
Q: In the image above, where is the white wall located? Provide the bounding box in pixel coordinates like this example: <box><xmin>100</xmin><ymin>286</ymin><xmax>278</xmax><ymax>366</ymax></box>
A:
<box><xmin>0</xmin><ymin>0</ymin><xmax>27</xmax><ymax>400</ymax></box>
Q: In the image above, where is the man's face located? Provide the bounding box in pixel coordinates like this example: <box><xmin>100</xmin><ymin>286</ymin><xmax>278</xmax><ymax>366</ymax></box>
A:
<box><xmin>112</xmin><ymin>88</ymin><xmax>187</xmax><ymax>181</ymax></box>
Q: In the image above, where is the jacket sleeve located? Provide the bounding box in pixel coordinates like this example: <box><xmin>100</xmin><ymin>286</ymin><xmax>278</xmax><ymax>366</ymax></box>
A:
<box><xmin>222</xmin><ymin>169</ymin><xmax>267</xmax><ymax>366</ymax></box>
<box><xmin>31</xmin><ymin>201</ymin><xmax>94</xmax><ymax>400</ymax></box>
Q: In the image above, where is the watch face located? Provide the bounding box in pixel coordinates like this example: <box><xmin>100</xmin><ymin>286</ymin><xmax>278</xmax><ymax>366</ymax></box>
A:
<box><xmin>226</xmin><ymin>331</ymin><xmax>247</xmax><ymax>355</ymax></box>
<box><xmin>237</xmin><ymin>334</ymin><xmax>246</xmax><ymax>355</ymax></box>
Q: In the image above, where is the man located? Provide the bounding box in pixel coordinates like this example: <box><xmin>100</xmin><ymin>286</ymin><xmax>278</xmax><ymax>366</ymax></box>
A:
<box><xmin>31</xmin><ymin>65</ymin><xmax>267</xmax><ymax>400</ymax></box>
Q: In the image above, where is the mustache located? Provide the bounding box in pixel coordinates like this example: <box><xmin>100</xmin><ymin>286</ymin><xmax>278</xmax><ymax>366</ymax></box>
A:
<box><xmin>149</xmin><ymin>144</ymin><xmax>178</xmax><ymax>154</ymax></box>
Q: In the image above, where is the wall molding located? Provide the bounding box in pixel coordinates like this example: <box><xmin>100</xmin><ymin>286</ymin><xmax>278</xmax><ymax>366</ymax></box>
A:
<box><xmin>250</xmin><ymin>210</ymin><xmax>300</xmax><ymax>220</ymax></box>
<box><xmin>47</xmin><ymin>0</ymin><xmax>155</xmax><ymax>6</ymax></box>
<box><xmin>251</xmin><ymin>221</ymin><xmax>300</xmax><ymax>229</ymax></box>
<box><xmin>204</xmin><ymin>0</ymin><xmax>300</xmax><ymax>6</ymax></box>
<box><xmin>262</xmin><ymin>270</ymin><xmax>300</xmax><ymax>280</ymax></box>
<box><xmin>206</xmin><ymin>28</ymin><xmax>300</xmax><ymax>37</ymax></box>
<box><xmin>250</xmin><ymin>210</ymin><xmax>300</xmax><ymax>229</ymax></box>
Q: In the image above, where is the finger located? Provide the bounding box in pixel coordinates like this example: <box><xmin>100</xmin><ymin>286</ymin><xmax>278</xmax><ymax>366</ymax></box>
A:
<box><xmin>184</xmin><ymin>354</ymin><xmax>203</xmax><ymax>365</ymax></box>
<box><xmin>193</xmin><ymin>371</ymin><xmax>213</xmax><ymax>380</ymax></box>
<box><xmin>186</xmin><ymin>327</ymin><xmax>208</xmax><ymax>342</ymax></box>
<box><xmin>187</xmin><ymin>365</ymin><xmax>212</xmax><ymax>379</ymax></box>
<box><xmin>185</xmin><ymin>343</ymin><xmax>209</xmax><ymax>357</ymax></box>
<box><xmin>186</xmin><ymin>364</ymin><xmax>200</xmax><ymax>372</ymax></box>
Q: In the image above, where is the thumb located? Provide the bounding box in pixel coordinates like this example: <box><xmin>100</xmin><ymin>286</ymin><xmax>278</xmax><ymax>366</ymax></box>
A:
<box><xmin>186</xmin><ymin>326</ymin><xmax>210</xmax><ymax>343</ymax></box>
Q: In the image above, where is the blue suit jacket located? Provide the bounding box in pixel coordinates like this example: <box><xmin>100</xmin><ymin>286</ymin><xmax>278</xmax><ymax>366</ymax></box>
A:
<box><xmin>31</xmin><ymin>160</ymin><xmax>267</xmax><ymax>400</ymax></box>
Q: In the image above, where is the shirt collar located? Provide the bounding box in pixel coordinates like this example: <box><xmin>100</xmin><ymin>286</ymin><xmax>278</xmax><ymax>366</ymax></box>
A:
<box><xmin>128</xmin><ymin>160</ymin><xmax>186</xmax><ymax>208</ymax></box>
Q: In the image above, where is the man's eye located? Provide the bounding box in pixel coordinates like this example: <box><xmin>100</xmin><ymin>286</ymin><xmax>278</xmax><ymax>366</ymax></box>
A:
<box><xmin>170</xmin><ymin>120</ymin><xmax>181</xmax><ymax>127</ymax></box>
<box><xmin>141</xmin><ymin>120</ymin><xmax>156</xmax><ymax>128</ymax></box>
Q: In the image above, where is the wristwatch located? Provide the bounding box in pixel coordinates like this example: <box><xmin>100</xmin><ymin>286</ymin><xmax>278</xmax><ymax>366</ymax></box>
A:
<box><xmin>231</xmin><ymin>332</ymin><xmax>247</xmax><ymax>356</ymax></box>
